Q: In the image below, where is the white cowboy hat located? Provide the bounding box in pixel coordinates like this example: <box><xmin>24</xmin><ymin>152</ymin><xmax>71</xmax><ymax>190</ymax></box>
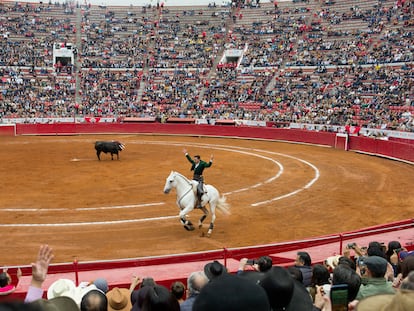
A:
<box><xmin>48</xmin><ymin>279</ymin><xmax>99</xmax><ymax>307</ymax></box>
<box><xmin>47</xmin><ymin>279</ymin><xmax>78</xmax><ymax>302</ymax></box>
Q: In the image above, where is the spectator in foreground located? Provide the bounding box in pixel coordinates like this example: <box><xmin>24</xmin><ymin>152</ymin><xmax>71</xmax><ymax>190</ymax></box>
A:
<box><xmin>30</xmin><ymin>296</ymin><xmax>79</xmax><ymax>311</ymax></box>
<box><xmin>237</xmin><ymin>256</ymin><xmax>273</xmax><ymax>284</ymax></box>
<box><xmin>131</xmin><ymin>277</ymin><xmax>157</xmax><ymax>311</ymax></box>
<box><xmin>238</xmin><ymin>256</ymin><xmax>273</xmax><ymax>274</ymax></box>
<box><xmin>193</xmin><ymin>274</ymin><xmax>270</xmax><ymax>311</ymax></box>
<box><xmin>356</xmin><ymin>256</ymin><xmax>395</xmax><ymax>300</ymax></box>
<box><xmin>400</xmin><ymin>271</ymin><xmax>414</xmax><ymax>290</ymax></box>
<box><xmin>400</xmin><ymin>254</ymin><xmax>414</xmax><ymax>279</ymax></box>
<box><xmin>47</xmin><ymin>278</ymin><xmax>99</xmax><ymax>308</ymax></box>
<box><xmin>92</xmin><ymin>278</ymin><xmax>109</xmax><ymax>294</ymax></box>
<box><xmin>356</xmin><ymin>291</ymin><xmax>414</xmax><ymax>310</ymax></box>
<box><xmin>385</xmin><ymin>241</ymin><xmax>402</xmax><ymax>264</ymax></box>
<box><xmin>106</xmin><ymin>287</ymin><xmax>132</xmax><ymax>311</ymax></box>
<box><xmin>314</xmin><ymin>263</ymin><xmax>362</xmax><ymax>311</ymax></box>
<box><xmin>258</xmin><ymin>266</ymin><xmax>296</xmax><ymax>310</ymax></box>
<box><xmin>366</xmin><ymin>242</ymin><xmax>387</xmax><ymax>259</ymax></box>
<box><xmin>180</xmin><ymin>271</ymin><xmax>208</xmax><ymax>311</ymax></box>
<box><xmin>81</xmin><ymin>289</ymin><xmax>108</xmax><ymax>311</ymax></box>
<box><xmin>332</xmin><ymin>264</ymin><xmax>361</xmax><ymax>303</ymax></box>
<box><xmin>287</xmin><ymin>266</ymin><xmax>304</xmax><ymax>283</ymax></box>
<box><xmin>203</xmin><ymin>260</ymin><xmax>227</xmax><ymax>281</ymax></box>
<box><xmin>308</xmin><ymin>264</ymin><xmax>331</xmax><ymax>303</ymax></box>
<box><xmin>170</xmin><ymin>281</ymin><xmax>186</xmax><ymax>304</ymax></box>
<box><xmin>353</xmin><ymin>270</ymin><xmax>414</xmax><ymax>311</ymax></box>
<box><xmin>295</xmin><ymin>251</ymin><xmax>313</xmax><ymax>287</ymax></box>
<box><xmin>141</xmin><ymin>284</ymin><xmax>180</xmax><ymax>311</ymax></box>
<box><xmin>366</xmin><ymin>241</ymin><xmax>395</xmax><ymax>281</ymax></box>
<box><xmin>0</xmin><ymin>268</ymin><xmax>21</xmax><ymax>296</ymax></box>
<box><xmin>393</xmin><ymin>254</ymin><xmax>414</xmax><ymax>288</ymax></box>
<box><xmin>337</xmin><ymin>256</ymin><xmax>357</xmax><ymax>271</ymax></box>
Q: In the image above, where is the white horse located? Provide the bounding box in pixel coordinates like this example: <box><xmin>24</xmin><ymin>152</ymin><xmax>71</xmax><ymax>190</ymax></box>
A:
<box><xmin>163</xmin><ymin>171</ymin><xmax>230</xmax><ymax>237</ymax></box>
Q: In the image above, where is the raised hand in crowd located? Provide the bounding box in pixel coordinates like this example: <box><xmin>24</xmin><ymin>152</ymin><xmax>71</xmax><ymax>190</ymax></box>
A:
<box><xmin>313</xmin><ymin>285</ymin><xmax>332</xmax><ymax>311</ymax></box>
<box><xmin>30</xmin><ymin>245</ymin><xmax>54</xmax><ymax>288</ymax></box>
<box><xmin>129</xmin><ymin>275</ymin><xmax>141</xmax><ymax>292</ymax></box>
<box><xmin>24</xmin><ymin>244</ymin><xmax>54</xmax><ymax>302</ymax></box>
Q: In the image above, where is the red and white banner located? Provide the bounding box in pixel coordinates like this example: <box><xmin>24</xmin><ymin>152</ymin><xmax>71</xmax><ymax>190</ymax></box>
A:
<box><xmin>345</xmin><ymin>125</ymin><xmax>361</xmax><ymax>135</ymax></box>
<box><xmin>84</xmin><ymin>117</ymin><xmax>101</xmax><ymax>123</ymax></box>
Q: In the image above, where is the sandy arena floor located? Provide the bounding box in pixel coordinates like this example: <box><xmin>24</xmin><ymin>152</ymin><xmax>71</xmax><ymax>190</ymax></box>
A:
<box><xmin>1</xmin><ymin>134</ymin><xmax>413</xmax><ymax>265</ymax></box>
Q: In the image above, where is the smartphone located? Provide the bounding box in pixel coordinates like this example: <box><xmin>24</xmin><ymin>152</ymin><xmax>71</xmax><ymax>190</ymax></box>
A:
<box><xmin>357</xmin><ymin>257</ymin><xmax>366</xmax><ymax>276</ymax></box>
<box><xmin>330</xmin><ymin>284</ymin><xmax>348</xmax><ymax>311</ymax></box>
<box><xmin>246</xmin><ymin>259</ymin><xmax>256</xmax><ymax>265</ymax></box>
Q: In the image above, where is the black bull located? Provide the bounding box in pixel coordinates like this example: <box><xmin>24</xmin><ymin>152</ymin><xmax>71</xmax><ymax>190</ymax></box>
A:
<box><xmin>95</xmin><ymin>141</ymin><xmax>125</xmax><ymax>160</ymax></box>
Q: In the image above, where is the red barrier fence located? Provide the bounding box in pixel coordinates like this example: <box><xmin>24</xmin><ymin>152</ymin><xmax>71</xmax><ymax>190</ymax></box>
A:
<box><xmin>11</xmin><ymin>123</ymin><xmax>414</xmax><ymax>163</ymax></box>
<box><xmin>348</xmin><ymin>135</ymin><xmax>414</xmax><ymax>163</ymax></box>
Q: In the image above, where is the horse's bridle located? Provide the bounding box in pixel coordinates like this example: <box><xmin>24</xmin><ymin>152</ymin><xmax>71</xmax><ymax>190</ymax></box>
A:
<box><xmin>174</xmin><ymin>173</ymin><xmax>194</xmax><ymax>208</ymax></box>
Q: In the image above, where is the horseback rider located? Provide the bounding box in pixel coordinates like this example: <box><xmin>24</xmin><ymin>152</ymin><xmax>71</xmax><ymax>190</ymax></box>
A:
<box><xmin>183</xmin><ymin>148</ymin><xmax>214</xmax><ymax>208</ymax></box>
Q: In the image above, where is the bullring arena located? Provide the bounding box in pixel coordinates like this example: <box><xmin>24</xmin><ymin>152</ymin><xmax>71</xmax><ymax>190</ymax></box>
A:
<box><xmin>1</xmin><ymin>0</ymin><xmax>414</xmax><ymax>302</ymax></box>
<box><xmin>1</xmin><ymin>131</ymin><xmax>414</xmax><ymax>266</ymax></box>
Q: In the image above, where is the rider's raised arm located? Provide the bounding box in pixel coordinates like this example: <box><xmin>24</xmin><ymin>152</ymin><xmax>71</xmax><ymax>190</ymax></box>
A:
<box><xmin>184</xmin><ymin>149</ymin><xmax>194</xmax><ymax>164</ymax></box>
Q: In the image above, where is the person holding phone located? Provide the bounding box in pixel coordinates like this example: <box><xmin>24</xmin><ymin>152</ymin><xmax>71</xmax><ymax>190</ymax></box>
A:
<box><xmin>313</xmin><ymin>263</ymin><xmax>363</xmax><ymax>311</ymax></box>
<box><xmin>355</xmin><ymin>256</ymin><xmax>395</xmax><ymax>300</ymax></box>
<box><xmin>237</xmin><ymin>256</ymin><xmax>273</xmax><ymax>275</ymax></box>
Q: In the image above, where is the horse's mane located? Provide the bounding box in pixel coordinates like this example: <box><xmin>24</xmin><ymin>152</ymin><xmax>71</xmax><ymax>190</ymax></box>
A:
<box><xmin>172</xmin><ymin>171</ymin><xmax>191</xmax><ymax>184</ymax></box>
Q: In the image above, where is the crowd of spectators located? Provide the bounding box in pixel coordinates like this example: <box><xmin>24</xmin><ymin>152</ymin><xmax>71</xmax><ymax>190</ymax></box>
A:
<box><xmin>3</xmin><ymin>241</ymin><xmax>414</xmax><ymax>310</ymax></box>
<box><xmin>0</xmin><ymin>0</ymin><xmax>413</xmax><ymax>133</ymax></box>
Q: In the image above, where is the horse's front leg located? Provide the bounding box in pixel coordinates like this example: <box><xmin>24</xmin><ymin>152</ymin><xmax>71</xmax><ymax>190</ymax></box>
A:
<box><xmin>179</xmin><ymin>205</ymin><xmax>195</xmax><ymax>231</ymax></box>
<box><xmin>198</xmin><ymin>206</ymin><xmax>209</xmax><ymax>229</ymax></box>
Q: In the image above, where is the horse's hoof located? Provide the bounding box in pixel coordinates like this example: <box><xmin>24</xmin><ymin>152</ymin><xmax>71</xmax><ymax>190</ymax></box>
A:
<box><xmin>184</xmin><ymin>224</ymin><xmax>195</xmax><ymax>231</ymax></box>
<box><xmin>199</xmin><ymin>231</ymin><xmax>211</xmax><ymax>238</ymax></box>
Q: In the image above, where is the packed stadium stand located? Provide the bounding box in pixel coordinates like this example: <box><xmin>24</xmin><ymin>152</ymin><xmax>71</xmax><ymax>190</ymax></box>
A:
<box><xmin>0</xmin><ymin>0</ymin><xmax>412</xmax><ymax>132</ymax></box>
<box><xmin>0</xmin><ymin>0</ymin><xmax>413</xmax><ymax>306</ymax></box>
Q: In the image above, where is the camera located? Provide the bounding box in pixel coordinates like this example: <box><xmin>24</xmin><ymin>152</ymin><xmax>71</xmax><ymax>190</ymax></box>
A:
<box><xmin>347</xmin><ymin>243</ymin><xmax>356</xmax><ymax>249</ymax></box>
<box><xmin>246</xmin><ymin>259</ymin><xmax>256</xmax><ymax>265</ymax></box>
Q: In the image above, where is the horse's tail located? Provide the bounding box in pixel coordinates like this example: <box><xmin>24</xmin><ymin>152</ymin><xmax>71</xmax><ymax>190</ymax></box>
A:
<box><xmin>216</xmin><ymin>195</ymin><xmax>231</xmax><ymax>215</ymax></box>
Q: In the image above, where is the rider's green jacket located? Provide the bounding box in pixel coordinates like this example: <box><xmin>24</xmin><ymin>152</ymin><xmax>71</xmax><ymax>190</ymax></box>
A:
<box><xmin>185</xmin><ymin>154</ymin><xmax>212</xmax><ymax>178</ymax></box>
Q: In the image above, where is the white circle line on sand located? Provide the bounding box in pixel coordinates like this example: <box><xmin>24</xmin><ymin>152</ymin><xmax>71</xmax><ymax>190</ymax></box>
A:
<box><xmin>0</xmin><ymin>215</ymin><xmax>178</xmax><ymax>227</ymax></box>
<box><xmin>1</xmin><ymin>202</ymin><xmax>165</xmax><ymax>212</ymax></box>
<box><xmin>249</xmin><ymin>149</ymin><xmax>320</xmax><ymax>206</ymax></box>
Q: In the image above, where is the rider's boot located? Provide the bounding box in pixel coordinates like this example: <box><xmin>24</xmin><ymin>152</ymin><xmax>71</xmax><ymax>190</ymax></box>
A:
<box><xmin>197</xmin><ymin>194</ymin><xmax>203</xmax><ymax>208</ymax></box>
